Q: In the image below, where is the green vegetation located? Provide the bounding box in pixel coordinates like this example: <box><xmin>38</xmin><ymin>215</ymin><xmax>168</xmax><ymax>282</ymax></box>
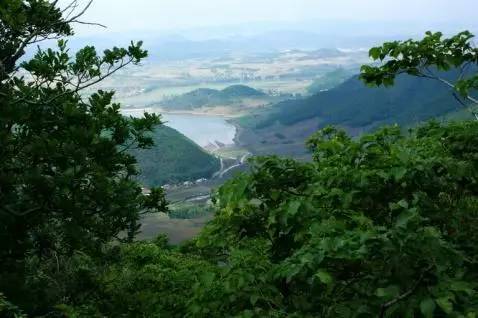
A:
<box><xmin>306</xmin><ymin>68</ymin><xmax>354</xmax><ymax>94</ymax></box>
<box><xmin>160</xmin><ymin>84</ymin><xmax>266</xmax><ymax>110</ymax></box>
<box><xmin>361</xmin><ymin>31</ymin><xmax>478</xmax><ymax>119</ymax></box>
<box><xmin>39</xmin><ymin>120</ymin><xmax>478</xmax><ymax>317</ymax></box>
<box><xmin>130</xmin><ymin>126</ymin><xmax>220</xmax><ymax>187</ymax></box>
<box><xmin>0</xmin><ymin>0</ymin><xmax>166</xmax><ymax>314</ymax></box>
<box><xmin>169</xmin><ymin>201</ymin><xmax>213</xmax><ymax>219</ymax></box>
<box><xmin>2</xmin><ymin>2</ymin><xmax>478</xmax><ymax>316</ymax></box>
<box><xmin>248</xmin><ymin>70</ymin><xmax>471</xmax><ymax>130</ymax></box>
<box><xmin>243</xmin><ymin>32</ymin><xmax>478</xmax><ymax>132</ymax></box>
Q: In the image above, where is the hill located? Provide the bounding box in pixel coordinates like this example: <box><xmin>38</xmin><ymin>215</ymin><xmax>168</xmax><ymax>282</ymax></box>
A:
<box><xmin>306</xmin><ymin>68</ymin><xmax>355</xmax><ymax>94</ymax></box>
<box><xmin>220</xmin><ymin>84</ymin><xmax>266</xmax><ymax>97</ymax></box>
<box><xmin>130</xmin><ymin>126</ymin><xmax>220</xmax><ymax>187</ymax></box>
<box><xmin>160</xmin><ymin>84</ymin><xmax>267</xmax><ymax>110</ymax></box>
<box><xmin>259</xmin><ymin>73</ymin><xmax>467</xmax><ymax>129</ymax></box>
<box><xmin>236</xmin><ymin>70</ymin><xmax>474</xmax><ymax>157</ymax></box>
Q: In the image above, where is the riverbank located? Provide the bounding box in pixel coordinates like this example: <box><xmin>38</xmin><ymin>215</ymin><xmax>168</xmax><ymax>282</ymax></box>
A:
<box><xmin>122</xmin><ymin>105</ymin><xmax>245</xmax><ymax>118</ymax></box>
<box><xmin>154</xmin><ymin>107</ymin><xmax>243</xmax><ymax>118</ymax></box>
<box><xmin>122</xmin><ymin>108</ymin><xmax>238</xmax><ymax>148</ymax></box>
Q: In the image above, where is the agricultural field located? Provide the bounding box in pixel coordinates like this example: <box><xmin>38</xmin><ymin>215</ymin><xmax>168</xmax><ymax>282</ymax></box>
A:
<box><xmin>86</xmin><ymin>48</ymin><xmax>368</xmax><ymax>108</ymax></box>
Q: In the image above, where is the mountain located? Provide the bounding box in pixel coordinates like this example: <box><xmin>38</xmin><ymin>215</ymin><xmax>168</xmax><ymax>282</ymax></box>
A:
<box><xmin>236</xmin><ymin>70</ymin><xmax>474</xmax><ymax>158</ymax></box>
<box><xmin>253</xmin><ymin>71</ymin><xmax>470</xmax><ymax>129</ymax></box>
<box><xmin>130</xmin><ymin>126</ymin><xmax>220</xmax><ymax>187</ymax></box>
<box><xmin>160</xmin><ymin>85</ymin><xmax>267</xmax><ymax>110</ymax></box>
<box><xmin>146</xmin><ymin>33</ymin><xmax>372</xmax><ymax>61</ymax></box>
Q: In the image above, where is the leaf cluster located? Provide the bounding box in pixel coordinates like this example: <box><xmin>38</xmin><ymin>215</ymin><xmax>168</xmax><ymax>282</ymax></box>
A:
<box><xmin>195</xmin><ymin>121</ymin><xmax>478</xmax><ymax>317</ymax></box>
<box><xmin>360</xmin><ymin>31</ymin><xmax>478</xmax><ymax>117</ymax></box>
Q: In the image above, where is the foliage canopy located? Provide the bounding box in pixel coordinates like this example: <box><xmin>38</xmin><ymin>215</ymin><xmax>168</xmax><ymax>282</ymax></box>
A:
<box><xmin>1</xmin><ymin>3</ymin><xmax>478</xmax><ymax>317</ymax></box>
<box><xmin>60</xmin><ymin>120</ymin><xmax>478</xmax><ymax>318</ymax></box>
<box><xmin>0</xmin><ymin>0</ymin><xmax>165</xmax><ymax>313</ymax></box>
<box><xmin>360</xmin><ymin>31</ymin><xmax>478</xmax><ymax>119</ymax></box>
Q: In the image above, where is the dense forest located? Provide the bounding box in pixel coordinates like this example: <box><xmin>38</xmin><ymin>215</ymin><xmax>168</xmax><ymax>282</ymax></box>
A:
<box><xmin>1</xmin><ymin>1</ymin><xmax>478</xmax><ymax>317</ymax></box>
<box><xmin>131</xmin><ymin>125</ymin><xmax>220</xmax><ymax>186</ymax></box>
<box><xmin>245</xmin><ymin>68</ymin><xmax>474</xmax><ymax>131</ymax></box>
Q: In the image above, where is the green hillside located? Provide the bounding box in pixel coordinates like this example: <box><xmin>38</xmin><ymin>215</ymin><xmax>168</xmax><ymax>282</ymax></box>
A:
<box><xmin>247</xmin><ymin>70</ymin><xmax>472</xmax><ymax>131</ymax></box>
<box><xmin>160</xmin><ymin>84</ymin><xmax>266</xmax><ymax>110</ymax></box>
<box><xmin>130</xmin><ymin>126</ymin><xmax>220</xmax><ymax>187</ymax></box>
<box><xmin>234</xmin><ymin>69</ymin><xmax>476</xmax><ymax>159</ymax></box>
<box><xmin>306</xmin><ymin>68</ymin><xmax>355</xmax><ymax>94</ymax></box>
<box><xmin>220</xmin><ymin>84</ymin><xmax>265</xmax><ymax>97</ymax></box>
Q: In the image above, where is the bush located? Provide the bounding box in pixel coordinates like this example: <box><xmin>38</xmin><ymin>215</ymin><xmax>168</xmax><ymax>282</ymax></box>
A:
<box><xmin>196</xmin><ymin>121</ymin><xmax>478</xmax><ymax>316</ymax></box>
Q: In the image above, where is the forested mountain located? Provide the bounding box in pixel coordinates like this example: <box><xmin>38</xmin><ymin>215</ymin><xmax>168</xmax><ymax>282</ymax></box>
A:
<box><xmin>130</xmin><ymin>126</ymin><xmax>220</xmax><ymax>186</ymax></box>
<box><xmin>250</xmin><ymin>69</ymin><xmax>470</xmax><ymax>131</ymax></box>
<box><xmin>160</xmin><ymin>84</ymin><xmax>266</xmax><ymax>110</ymax></box>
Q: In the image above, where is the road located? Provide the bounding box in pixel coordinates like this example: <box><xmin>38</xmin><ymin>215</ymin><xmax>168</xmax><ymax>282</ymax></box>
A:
<box><xmin>218</xmin><ymin>153</ymin><xmax>250</xmax><ymax>178</ymax></box>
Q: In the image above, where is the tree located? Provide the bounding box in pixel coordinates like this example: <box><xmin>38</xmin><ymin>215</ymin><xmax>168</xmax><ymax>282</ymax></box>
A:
<box><xmin>360</xmin><ymin>31</ymin><xmax>478</xmax><ymax>119</ymax></box>
<box><xmin>0</xmin><ymin>0</ymin><xmax>166</xmax><ymax>313</ymax></box>
<box><xmin>71</xmin><ymin>121</ymin><xmax>478</xmax><ymax>317</ymax></box>
<box><xmin>195</xmin><ymin>121</ymin><xmax>478</xmax><ymax>317</ymax></box>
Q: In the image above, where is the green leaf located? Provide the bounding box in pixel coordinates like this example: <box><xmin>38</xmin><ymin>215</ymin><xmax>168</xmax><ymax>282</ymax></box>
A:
<box><xmin>250</xmin><ymin>294</ymin><xmax>260</xmax><ymax>305</ymax></box>
<box><xmin>397</xmin><ymin>199</ymin><xmax>409</xmax><ymax>209</ymax></box>
<box><xmin>315</xmin><ymin>270</ymin><xmax>334</xmax><ymax>285</ymax></box>
<box><xmin>369</xmin><ymin>47</ymin><xmax>381</xmax><ymax>59</ymax></box>
<box><xmin>436</xmin><ymin>297</ymin><xmax>453</xmax><ymax>314</ymax></box>
<box><xmin>390</xmin><ymin>167</ymin><xmax>407</xmax><ymax>181</ymax></box>
<box><xmin>450</xmin><ymin>281</ymin><xmax>473</xmax><ymax>294</ymax></box>
<box><xmin>376</xmin><ymin>285</ymin><xmax>400</xmax><ymax>298</ymax></box>
<box><xmin>200</xmin><ymin>272</ymin><xmax>216</xmax><ymax>286</ymax></box>
<box><xmin>287</xmin><ymin>201</ymin><xmax>301</xmax><ymax>216</ymax></box>
<box><xmin>396</xmin><ymin>208</ymin><xmax>420</xmax><ymax>228</ymax></box>
<box><xmin>420</xmin><ymin>297</ymin><xmax>436</xmax><ymax>318</ymax></box>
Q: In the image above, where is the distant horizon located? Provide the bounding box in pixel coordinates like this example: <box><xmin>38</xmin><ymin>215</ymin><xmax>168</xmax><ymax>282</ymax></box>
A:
<box><xmin>63</xmin><ymin>0</ymin><xmax>478</xmax><ymax>39</ymax></box>
<box><xmin>56</xmin><ymin>20</ymin><xmax>478</xmax><ymax>62</ymax></box>
<box><xmin>72</xmin><ymin>19</ymin><xmax>478</xmax><ymax>41</ymax></box>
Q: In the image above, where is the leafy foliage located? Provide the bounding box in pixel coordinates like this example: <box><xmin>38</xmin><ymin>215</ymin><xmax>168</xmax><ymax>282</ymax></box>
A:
<box><xmin>0</xmin><ymin>293</ymin><xmax>27</xmax><ymax>318</ymax></box>
<box><xmin>360</xmin><ymin>31</ymin><xmax>478</xmax><ymax>119</ymax></box>
<box><xmin>244</xmin><ymin>31</ymin><xmax>478</xmax><ymax>132</ymax></box>
<box><xmin>64</xmin><ymin>121</ymin><xmax>478</xmax><ymax>317</ymax></box>
<box><xmin>65</xmin><ymin>238</ymin><xmax>216</xmax><ymax>318</ymax></box>
<box><xmin>195</xmin><ymin>121</ymin><xmax>478</xmax><ymax>317</ymax></box>
<box><xmin>168</xmin><ymin>201</ymin><xmax>214</xmax><ymax>219</ymax></box>
<box><xmin>0</xmin><ymin>0</ymin><xmax>165</xmax><ymax>314</ymax></box>
<box><xmin>2</xmin><ymin>4</ymin><xmax>478</xmax><ymax>317</ymax></box>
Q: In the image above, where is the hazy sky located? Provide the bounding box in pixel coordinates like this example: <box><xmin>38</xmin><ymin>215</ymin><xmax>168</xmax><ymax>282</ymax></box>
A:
<box><xmin>66</xmin><ymin>0</ymin><xmax>478</xmax><ymax>37</ymax></box>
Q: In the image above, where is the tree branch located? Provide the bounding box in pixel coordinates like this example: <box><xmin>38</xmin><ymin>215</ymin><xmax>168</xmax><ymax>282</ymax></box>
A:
<box><xmin>0</xmin><ymin>205</ymin><xmax>42</xmax><ymax>217</ymax></box>
<box><xmin>379</xmin><ymin>268</ymin><xmax>430</xmax><ymax>318</ymax></box>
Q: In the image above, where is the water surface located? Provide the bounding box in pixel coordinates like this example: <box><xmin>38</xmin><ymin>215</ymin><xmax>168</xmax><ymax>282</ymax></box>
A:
<box><xmin>121</xmin><ymin>108</ymin><xmax>236</xmax><ymax>147</ymax></box>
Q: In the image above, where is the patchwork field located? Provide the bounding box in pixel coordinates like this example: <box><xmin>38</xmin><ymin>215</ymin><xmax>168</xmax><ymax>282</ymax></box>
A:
<box><xmin>86</xmin><ymin>48</ymin><xmax>368</xmax><ymax>109</ymax></box>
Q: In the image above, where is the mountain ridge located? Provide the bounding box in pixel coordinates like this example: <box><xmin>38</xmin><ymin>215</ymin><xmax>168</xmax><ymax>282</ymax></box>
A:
<box><xmin>130</xmin><ymin>125</ymin><xmax>220</xmax><ymax>187</ymax></box>
<box><xmin>160</xmin><ymin>84</ymin><xmax>266</xmax><ymax>110</ymax></box>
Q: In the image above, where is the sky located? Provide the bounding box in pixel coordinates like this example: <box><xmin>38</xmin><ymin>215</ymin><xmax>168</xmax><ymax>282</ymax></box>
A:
<box><xmin>65</xmin><ymin>0</ymin><xmax>478</xmax><ymax>38</ymax></box>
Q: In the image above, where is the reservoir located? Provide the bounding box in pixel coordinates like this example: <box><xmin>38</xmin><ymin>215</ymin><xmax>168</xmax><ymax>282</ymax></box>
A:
<box><xmin>121</xmin><ymin>108</ymin><xmax>236</xmax><ymax>147</ymax></box>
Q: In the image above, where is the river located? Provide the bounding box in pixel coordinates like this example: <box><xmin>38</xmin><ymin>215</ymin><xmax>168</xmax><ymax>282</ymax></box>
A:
<box><xmin>121</xmin><ymin>108</ymin><xmax>237</xmax><ymax>147</ymax></box>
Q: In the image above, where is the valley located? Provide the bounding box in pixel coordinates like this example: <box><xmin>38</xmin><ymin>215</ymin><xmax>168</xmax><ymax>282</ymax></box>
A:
<box><xmin>115</xmin><ymin>47</ymin><xmax>475</xmax><ymax>243</ymax></box>
<box><xmin>88</xmin><ymin>48</ymin><xmax>368</xmax><ymax>107</ymax></box>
